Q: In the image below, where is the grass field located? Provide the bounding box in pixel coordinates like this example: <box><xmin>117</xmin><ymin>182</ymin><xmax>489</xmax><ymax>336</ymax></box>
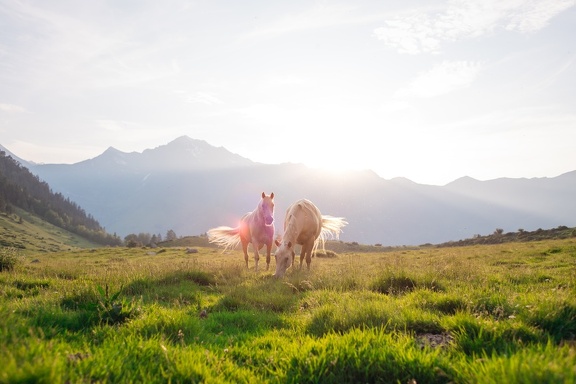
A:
<box><xmin>1</xmin><ymin>239</ymin><xmax>575</xmax><ymax>383</ymax></box>
<box><xmin>0</xmin><ymin>209</ymin><xmax>100</xmax><ymax>252</ymax></box>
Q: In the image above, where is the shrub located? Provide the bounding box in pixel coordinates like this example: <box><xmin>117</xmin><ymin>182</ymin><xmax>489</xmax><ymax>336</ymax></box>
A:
<box><xmin>0</xmin><ymin>247</ymin><xmax>19</xmax><ymax>272</ymax></box>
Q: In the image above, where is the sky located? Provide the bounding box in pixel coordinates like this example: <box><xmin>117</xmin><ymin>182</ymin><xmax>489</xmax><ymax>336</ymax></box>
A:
<box><xmin>1</xmin><ymin>0</ymin><xmax>575</xmax><ymax>185</ymax></box>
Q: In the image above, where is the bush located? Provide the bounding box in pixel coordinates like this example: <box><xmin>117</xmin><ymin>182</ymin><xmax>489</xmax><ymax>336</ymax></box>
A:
<box><xmin>0</xmin><ymin>247</ymin><xmax>19</xmax><ymax>272</ymax></box>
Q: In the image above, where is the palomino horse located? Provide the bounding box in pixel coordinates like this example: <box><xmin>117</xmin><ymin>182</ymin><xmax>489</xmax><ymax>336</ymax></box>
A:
<box><xmin>207</xmin><ymin>192</ymin><xmax>275</xmax><ymax>271</ymax></box>
<box><xmin>273</xmin><ymin>199</ymin><xmax>347</xmax><ymax>278</ymax></box>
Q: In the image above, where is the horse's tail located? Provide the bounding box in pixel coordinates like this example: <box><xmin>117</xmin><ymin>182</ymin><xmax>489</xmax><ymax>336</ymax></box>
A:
<box><xmin>315</xmin><ymin>215</ymin><xmax>348</xmax><ymax>252</ymax></box>
<box><xmin>207</xmin><ymin>226</ymin><xmax>241</xmax><ymax>251</ymax></box>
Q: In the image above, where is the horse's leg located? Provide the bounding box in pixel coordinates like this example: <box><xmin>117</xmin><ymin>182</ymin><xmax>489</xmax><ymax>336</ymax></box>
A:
<box><xmin>241</xmin><ymin>239</ymin><xmax>249</xmax><ymax>269</ymax></box>
<box><xmin>305</xmin><ymin>247</ymin><xmax>312</xmax><ymax>270</ymax></box>
<box><xmin>265</xmin><ymin>243</ymin><xmax>271</xmax><ymax>271</ymax></box>
<box><xmin>302</xmin><ymin>242</ymin><xmax>313</xmax><ymax>270</ymax></box>
<box><xmin>252</xmin><ymin>243</ymin><xmax>260</xmax><ymax>272</ymax></box>
<box><xmin>298</xmin><ymin>245</ymin><xmax>307</xmax><ymax>270</ymax></box>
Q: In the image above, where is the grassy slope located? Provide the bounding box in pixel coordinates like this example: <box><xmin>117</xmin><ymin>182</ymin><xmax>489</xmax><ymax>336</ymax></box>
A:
<box><xmin>0</xmin><ymin>208</ymin><xmax>100</xmax><ymax>252</ymax></box>
<box><xmin>1</xmin><ymin>240</ymin><xmax>575</xmax><ymax>383</ymax></box>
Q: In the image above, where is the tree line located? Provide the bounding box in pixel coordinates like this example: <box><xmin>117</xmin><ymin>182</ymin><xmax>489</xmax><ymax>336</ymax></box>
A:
<box><xmin>123</xmin><ymin>230</ymin><xmax>177</xmax><ymax>247</ymax></box>
<box><xmin>0</xmin><ymin>151</ymin><xmax>122</xmax><ymax>246</ymax></box>
<box><xmin>436</xmin><ymin>225</ymin><xmax>576</xmax><ymax>247</ymax></box>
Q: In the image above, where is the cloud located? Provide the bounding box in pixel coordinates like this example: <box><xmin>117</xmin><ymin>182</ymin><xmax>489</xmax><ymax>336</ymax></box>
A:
<box><xmin>0</xmin><ymin>103</ymin><xmax>27</xmax><ymax>113</ymax></box>
<box><xmin>181</xmin><ymin>91</ymin><xmax>223</xmax><ymax>105</ymax></box>
<box><xmin>242</xmin><ymin>3</ymin><xmax>387</xmax><ymax>40</ymax></box>
<box><xmin>395</xmin><ymin>61</ymin><xmax>483</xmax><ymax>98</ymax></box>
<box><xmin>96</xmin><ymin>119</ymin><xmax>129</xmax><ymax>133</ymax></box>
<box><xmin>0</xmin><ymin>1</ymin><xmax>182</xmax><ymax>90</ymax></box>
<box><xmin>6</xmin><ymin>140</ymin><xmax>101</xmax><ymax>165</ymax></box>
<box><xmin>505</xmin><ymin>0</ymin><xmax>576</xmax><ymax>32</ymax></box>
<box><xmin>234</xmin><ymin>103</ymin><xmax>286</xmax><ymax>124</ymax></box>
<box><xmin>374</xmin><ymin>0</ymin><xmax>575</xmax><ymax>54</ymax></box>
<box><xmin>374</xmin><ymin>13</ymin><xmax>443</xmax><ymax>55</ymax></box>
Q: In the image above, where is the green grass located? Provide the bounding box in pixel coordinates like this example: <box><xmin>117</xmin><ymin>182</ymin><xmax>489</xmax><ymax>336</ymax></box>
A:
<box><xmin>1</xmin><ymin>240</ymin><xmax>575</xmax><ymax>383</ymax></box>
<box><xmin>0</xmin><ymin>208</ymin><xmax>101</xmax><ymax>252</ymax></box>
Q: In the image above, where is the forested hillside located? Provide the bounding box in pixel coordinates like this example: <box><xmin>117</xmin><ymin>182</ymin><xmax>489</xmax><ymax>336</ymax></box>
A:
<box><xmin>0</xmin><ymin>151</ymin><xmax>121</xmax><ymax>246</ymax></box>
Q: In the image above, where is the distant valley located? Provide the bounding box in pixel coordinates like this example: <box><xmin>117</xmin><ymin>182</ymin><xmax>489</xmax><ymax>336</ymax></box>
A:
<box><xmin>3</xmin><ymin>136</ymin><xmax>576</xmax><ymax>246</ymax></box>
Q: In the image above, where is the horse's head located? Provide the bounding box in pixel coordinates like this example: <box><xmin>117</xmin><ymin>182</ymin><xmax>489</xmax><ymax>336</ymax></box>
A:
<box><xmin>259</xmin><ymin>192</ymin><xmax>275</xmax><ymax>226</ymax></box>
<box><xmin>273</xmin><ymin>240</ymin><xmax>294</xmax><ymax>278</ymax></box>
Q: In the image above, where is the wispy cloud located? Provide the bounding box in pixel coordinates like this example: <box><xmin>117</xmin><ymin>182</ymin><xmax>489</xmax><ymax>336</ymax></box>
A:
<box><xmin>6</xmin><ymin>140</ymin><xmax>101</xmax><ymax>165</ymax></box>
<box><xmin>179</xmin><ymin>91</ymin><xmax>223</xmax><ymax>105</ymax></box>
<box><xmin>374</xmin><ymin>0</ymin><xmax>575</xmax><ymax>54</ymax></box>
<box><xmin>374</xmin><ymin>13</ymin><xmax>443</xmax><ymax>55</ymax></box>
<box><xmin>0</xmin><ymin>1</ymin><xmax>183</xmax><ymax>90</ymax></box>
<box><xmin>505</xmin><ymin>0</ymin><xmax>576</xmax><ymax>32</ymax></box>
<box><xmin>94</xmin><ymin>119</ymin><xmax>175</xmax><ymax>151</ymax></box>
<box><xmin>242</xmin><ymin>4</ymin><xmax>388</xmax><ymax>40</ymax></box>
<box><xmin>234</xmin><ymin>103</ymin><xmax>286</xmax><ymax>124</ymax></box>
<box><xmin>0</xmin><ymin>102</ymin><xmax>27</xmax><ymax>113</ymax></box>
<box><xmin>395</xmin><ymin>61</ymin><xmax>483</xmax><ymax>98</ymax></box>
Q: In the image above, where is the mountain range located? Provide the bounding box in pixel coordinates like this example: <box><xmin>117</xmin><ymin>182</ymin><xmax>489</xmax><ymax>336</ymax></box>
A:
<box><xmin>3</xmin><ymin>136</ymin><xmax>575</xmax><ymax>245</ymax></box>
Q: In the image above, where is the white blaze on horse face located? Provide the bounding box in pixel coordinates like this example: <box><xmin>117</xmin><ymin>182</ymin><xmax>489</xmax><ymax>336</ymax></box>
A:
<box><xmin>274</xmin><ymin>242</ymin><xmax>293</xmax><ymax>277</ymax></box>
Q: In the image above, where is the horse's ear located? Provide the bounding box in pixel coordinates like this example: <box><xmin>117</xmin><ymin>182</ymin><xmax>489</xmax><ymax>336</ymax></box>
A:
<box><xmin>262</xmin><ymin>192</ymin><xmax>265</xmax><ymax>198</ymax></box>
<box><xmin>270</xmin><ymin>192</ymin><xmax>274</xmax><ymax>199</ymax></box>
<box><xmin>274</xmin><ymin>239</ymin><xmax>281</xmax><ymax>247</ymax></box>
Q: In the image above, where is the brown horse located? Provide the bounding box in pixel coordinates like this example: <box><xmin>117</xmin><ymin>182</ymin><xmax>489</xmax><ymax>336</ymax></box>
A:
<box><xmin>207</xmin><ymin>192</ymin><xmax>275</xmax><ymax>271</ymax></box>
<box><xmin>273</xmin><ymin>199</ymin><xmax>347</xmax><ymax>277</ymax></box>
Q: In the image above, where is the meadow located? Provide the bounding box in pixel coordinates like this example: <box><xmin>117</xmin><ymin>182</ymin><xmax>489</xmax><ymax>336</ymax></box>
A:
<box><xmin>0</xmin><ymin>239</ymin><xmax>575</xmax><ymax>383</ymax></box>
